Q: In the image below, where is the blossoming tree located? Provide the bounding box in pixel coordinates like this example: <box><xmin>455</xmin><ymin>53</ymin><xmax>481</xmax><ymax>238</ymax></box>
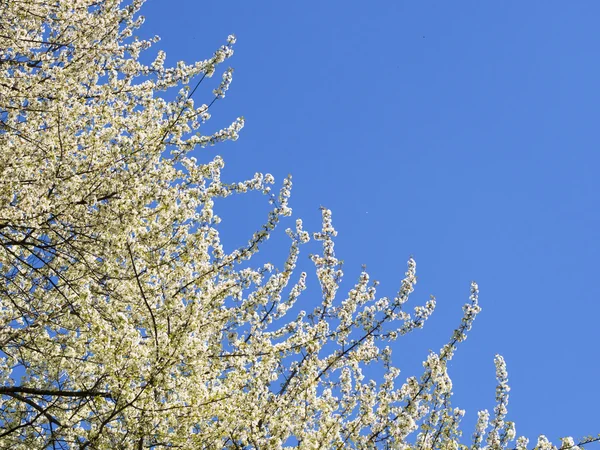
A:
<box><xmin>0</xmin><ymin>0</ymin><xmax>597</xmax><ymax>448</ymax></box>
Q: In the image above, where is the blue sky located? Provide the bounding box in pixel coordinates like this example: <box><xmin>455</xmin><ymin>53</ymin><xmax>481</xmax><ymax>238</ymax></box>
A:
<box><xmin>141</xmin><ymin>1</ymin><xmax>599</xmax><ymax>445</ymax></box>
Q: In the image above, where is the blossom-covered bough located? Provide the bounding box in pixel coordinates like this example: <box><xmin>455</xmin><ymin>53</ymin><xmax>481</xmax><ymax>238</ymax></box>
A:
<box><xmin>0</xmin><ymin>0</ymin><xmax>597</xmax><ymax>448</ymax></box>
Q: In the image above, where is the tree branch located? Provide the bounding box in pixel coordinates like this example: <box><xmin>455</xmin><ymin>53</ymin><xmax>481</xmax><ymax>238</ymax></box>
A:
<box><xmin>0</xmin><ymin>386</ymin><xmax>113</xmax><ymax>399</ymax></box>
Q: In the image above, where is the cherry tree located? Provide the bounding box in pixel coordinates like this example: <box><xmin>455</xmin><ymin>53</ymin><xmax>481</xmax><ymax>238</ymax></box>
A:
<box><xmin>0</xmin><ymin>0</ymin><xmax>597</xmax><ymax>448</ymax></box>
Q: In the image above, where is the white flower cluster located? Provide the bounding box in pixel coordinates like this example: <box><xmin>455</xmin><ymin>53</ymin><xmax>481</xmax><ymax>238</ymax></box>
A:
<box><xmin>213</xmin><ymin>67</ymin><xmax>234</xmax><ymax>98</ymax></box>
<box><xmin>486</xmin><ymin>355</ymin><xmax>512</xmax><ymax>447</ymax></box>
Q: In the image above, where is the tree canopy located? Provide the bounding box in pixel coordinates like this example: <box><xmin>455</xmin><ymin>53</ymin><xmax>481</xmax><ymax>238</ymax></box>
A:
<box><xmin>0</xmin><ymin>0</ymin><xmax>597</xmax><ymax>448</ymax></box>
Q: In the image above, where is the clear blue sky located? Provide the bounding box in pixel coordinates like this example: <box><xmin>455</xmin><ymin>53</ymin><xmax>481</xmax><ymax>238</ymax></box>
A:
<box><xmin>141</xmin><ymin>1</ymin><xmax>599</xmax><ymax>445</ymax></box>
